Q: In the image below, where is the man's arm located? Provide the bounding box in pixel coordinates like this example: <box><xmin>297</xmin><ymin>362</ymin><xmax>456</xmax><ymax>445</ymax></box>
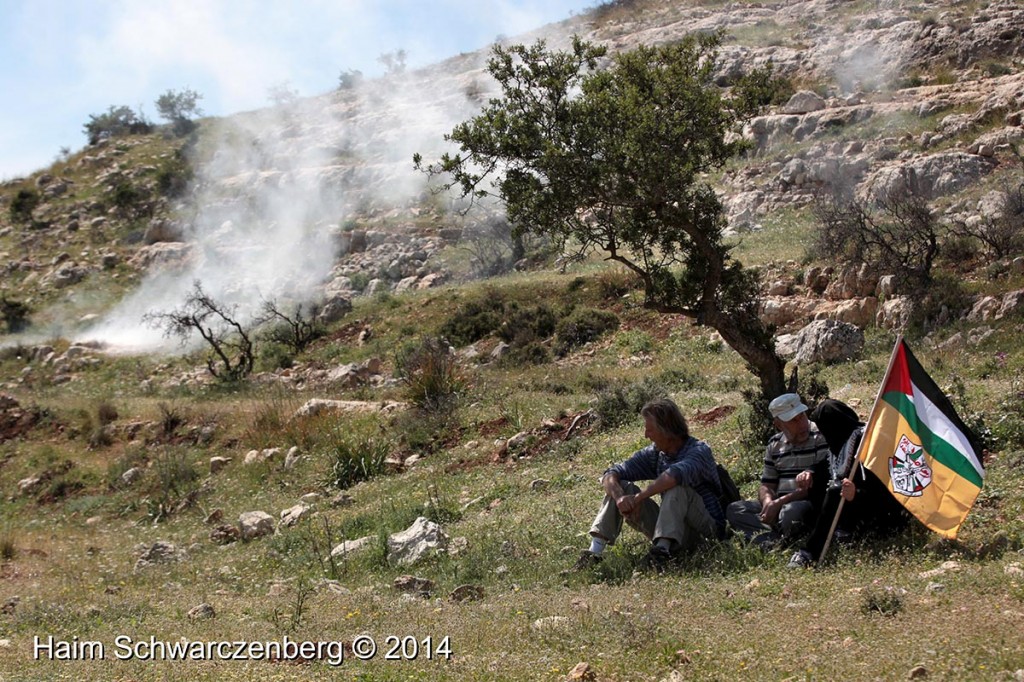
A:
<box><xmin>633</xmin><ymin>471</ymin><xmax>678</xmax><ymax>504</ymax></box>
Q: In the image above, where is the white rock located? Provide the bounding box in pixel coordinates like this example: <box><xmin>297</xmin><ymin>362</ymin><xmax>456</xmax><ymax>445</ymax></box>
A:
<box><xmin>239</xmin><ymin>511</ymin><xmax>276</xmax><ymax>540</ymax></box>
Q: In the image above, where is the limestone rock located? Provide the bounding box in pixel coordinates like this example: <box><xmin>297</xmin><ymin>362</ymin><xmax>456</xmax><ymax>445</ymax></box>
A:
<box><xmin>239</xmin><ymin>511</ymin><xmax>276</xmax><ymax>540</ymax></box>
<box><xmin>187</xmin><ymin>603</ymin><xmax>216</xmax><ymax>621</ymax></box>
<box><xmin>134</xmin><ymin>541</ymin><xmax>186</xmax><ymax>571</ymax></box>
<box><xmin>330</xmin><ymin>535</ymin><xmax>375</xmax><ymax>558</ymax></box>
<box><xmin>781</xmin><ymin>90</ymin><xmax>826</xmax><ymax>115</ymax></box>
<box><xmin>209</xmin><ymin>524</ymin><xmax>240</xmax><ymax>545</ymax></box>
<box><xmin>386</xmin><ymin>516</ymin><xmax>449</xmax><ymax>566</ymax></box>
<box><xmin>209</xmin><ymin>456</ymin><xmax>232</xmax><ymax>474</ymax></box>
<box><xmin>393</xmin><ymin>575</ymin><xmax>435</xmax><ymax>594</ymax></box>
<box><xmin>792</xmin><ymin>319</ymin><xmax>864</xmax><ymax>365</ymax></box>
<box><xmin>279</xmin><ymin>504</ymin><xmax>309</xmax><ymax>528</ymax></box>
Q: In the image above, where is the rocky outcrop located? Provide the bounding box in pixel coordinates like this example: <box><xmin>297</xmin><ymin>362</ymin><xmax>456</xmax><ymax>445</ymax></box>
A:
<box><xmin>791</xmin><ymin>319</ymin><xmax>865</xmax><ymax>365</ymax></box>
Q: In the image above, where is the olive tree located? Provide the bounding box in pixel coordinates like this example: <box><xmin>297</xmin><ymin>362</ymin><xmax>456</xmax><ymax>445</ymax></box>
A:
<box><xmin>415</xmin><ymin>33</ymin><xmax>786</xmax><ymax>398</ymax></box>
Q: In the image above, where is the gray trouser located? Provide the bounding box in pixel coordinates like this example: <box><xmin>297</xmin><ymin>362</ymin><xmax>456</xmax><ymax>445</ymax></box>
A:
<box><xmin>589</xmin><ymin>482</ymin><xmax>717</xmax><ymax>551</ymax></box>
<box><xmin>726</xmin><ymin>499</ymin><xmax>814</xmax><ymax>540</ymax></box>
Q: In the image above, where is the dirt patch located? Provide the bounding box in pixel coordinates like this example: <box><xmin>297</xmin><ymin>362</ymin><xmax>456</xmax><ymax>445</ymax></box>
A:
<box><xmin>0</xmin><ymin>394</ymin><xmax>42</xmax><ymax>442</ymax></box>
<box><xmin>691</xmin><ymin>405</ymin><xmax>737</xmax><ymax>426</ymax></box>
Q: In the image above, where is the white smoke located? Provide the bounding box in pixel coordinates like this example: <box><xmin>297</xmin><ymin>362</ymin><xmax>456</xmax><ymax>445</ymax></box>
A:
<box><xmin>75</xmin><ymin>52</ymin><xmax>504</xmax><ymax>353</ymax></box>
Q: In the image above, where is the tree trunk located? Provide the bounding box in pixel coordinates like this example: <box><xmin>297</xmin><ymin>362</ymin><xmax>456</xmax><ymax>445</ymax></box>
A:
<box><xmin>705</xmin><ymin>311</ymin><xmax>787</xmax><ymax>400</ymax></box>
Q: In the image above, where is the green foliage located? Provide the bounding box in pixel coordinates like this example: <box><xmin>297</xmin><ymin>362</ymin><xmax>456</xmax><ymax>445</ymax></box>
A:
<box><xmin>594</xmin><ymin>374</ymin><xmax>682</xmax><ymax>430</ymax></box>
<box><xmin>0</xmin><ymin>296</ymin><xmax>31</xmax><ymax>333</ymax></box>
<box><xmin>439</xmin><ymin>295</ymin><xmax>505</xmax><ymax>346</ymax></box>
<box><xmin>9</xmin><ymin>188</ymin><xmax>40</xmax><ymax>224</ymax></box>
<box><xmin>728</xmin><ymin>60</ymin><xmax>795</xmax><ymax>111</ymax></box>
<box><xmin>394</xmin><ymin>336</ymin><xmax>466</xmax><ymax>413</ymax></box>
<box><xmin>554</xmin><ymin>307</ymin><xmax>619</xmax><ymax>355</ymax></box>
<box><xmin>418</xmin><ymin>32</ymin><xmax>785</xmax><ymax>397</ymax></box>
<box><xmin>82</xmin><ymin>105</ymin><xmax>152</xmax><ymax>145</ymax></box>
<box><xmin>990</xmin><ymin>372</ymin><xmax>1024</xmax><ymax>451</ymax></box>
<box><xmin>321</xmin><ymin>427</ymin><xmax>391</xmax><ymax>490</ymax></box>
<box><xmin>156</xmin><ymin>149</ymin><xmax>193</xmax><ymax>197</ymax></box>
<box><xmin>155</xmin><ymin>88</ymin><xmax>203</xmax><ymax>136</ymax></box>
<box><xmin>860</xmin><ymin>586</ymin><xmax>904</xmax><ymax>616</ymax></box>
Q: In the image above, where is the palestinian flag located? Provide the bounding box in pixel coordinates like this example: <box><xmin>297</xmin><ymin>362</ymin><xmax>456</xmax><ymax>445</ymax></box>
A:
<box><xmin>859</xmin><ymin>338</ymin><xmax>985</xmax><ymax>538</ymax></box>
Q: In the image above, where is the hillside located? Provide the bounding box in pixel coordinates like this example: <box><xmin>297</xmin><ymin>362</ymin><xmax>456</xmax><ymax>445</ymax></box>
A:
<box><xmin>1</xmin><ymin>0</ymin><xmax>1023</xmax><ymax>680</ymax></box>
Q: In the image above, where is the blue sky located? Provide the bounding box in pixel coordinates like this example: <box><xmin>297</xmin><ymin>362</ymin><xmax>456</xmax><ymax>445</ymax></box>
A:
<box><xmin>0</xmin><ymin>0</ymin><xmax>596</xmax><ymax>180</ymax></box>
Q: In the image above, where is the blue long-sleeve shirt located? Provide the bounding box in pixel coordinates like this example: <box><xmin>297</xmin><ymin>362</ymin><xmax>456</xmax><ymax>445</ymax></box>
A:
<box><xmin>605</xmin><ymin>437</ymin><xmax>726</xmax><ymax>532</ymax></box>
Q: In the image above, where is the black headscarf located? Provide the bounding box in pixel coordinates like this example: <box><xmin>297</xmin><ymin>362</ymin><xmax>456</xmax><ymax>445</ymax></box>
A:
<box><xmin>809</xmin><ymin>399</ymin><xmax>863</xmax><ymax>456</ymax></box>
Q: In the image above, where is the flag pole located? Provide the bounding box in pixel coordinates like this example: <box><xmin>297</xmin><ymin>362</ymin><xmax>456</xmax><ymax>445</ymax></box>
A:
<box><xmin>816</xmin><ymin>334</ymin><xmax>904</xmax><ymax>564</ymax></box>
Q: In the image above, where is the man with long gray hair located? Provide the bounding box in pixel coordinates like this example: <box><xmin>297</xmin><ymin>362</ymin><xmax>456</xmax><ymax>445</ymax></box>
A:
<box><xmin>569</xmin><ymin>397</ymin><xmax>726</xmax><ymax>571</ymax></box>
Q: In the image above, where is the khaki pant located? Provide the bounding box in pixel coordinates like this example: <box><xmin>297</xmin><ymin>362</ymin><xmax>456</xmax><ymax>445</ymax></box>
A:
<box><xmin>589</xmin><ymin>481</ymin><xmax>717</xmax><ymax>551</ymax></box>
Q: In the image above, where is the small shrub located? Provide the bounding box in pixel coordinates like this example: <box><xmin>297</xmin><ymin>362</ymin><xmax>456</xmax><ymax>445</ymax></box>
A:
<box><xmin>988</xmin><ymin>372</ymin><xmax>1024</xmax><ymax>451</ymax></box>
<box><xmin>158</xmin><ymin>402</ymin><xmax>187</xmax><ymax>439</ymax></box>
<box><xmin>595</xmin><ymin>376</ymin><xmax>673</xmax><ymax>430</ymax></box>
<box><xmin>156</xmin><ymin>151</ymin><xmax>193</xmax><ymax>197</ymax></box>
<box><xmin>83</xmin><ymin>105</ymin><xmax>152</xmax><ymax>145</ymax></box>
<box><xmin>439</xmin><ymin>295</ymin><xmax>505</xmax><ymax>346</ymax></box>
<box><xmin>9</xmin><ymin>189</ymin><xmax>40</xmax><ymax>223</ymax></box>
<box><xmin>323</xmin><ymin>429</ymin><xmax>391</xmax><ymax>490</ymax></box>
<box><xmin>501</xmin><ymin>340</ymin><xmax>552</xmax><ymax>366</ymax></box>
<box><xmin>496</xmin><ymin>304</ymin><xmax>557</xmax><ymax>344</ymax></box>
<box><xmin>395</xmin><ymin>337</ymin><xmax>466</xmax><ymax>413</ymax></box>
<box><xmin>861</xmin><ymin>586</ymin><xmax>904</xmax><ymax>616</ymax></box>
<box><xmin>554</xmin><ymin>308</ymin><xmax>620</xmax><ymax>356</ymax></box>
<box><xmin>1</xmin><ymin>297</ymin><xmax>31</xmax><ymax>333</ymax></box>
<box><xmin>0</xmin><ymin>524</ymin><xmax>16</xmax><ymax>561</ymax></box>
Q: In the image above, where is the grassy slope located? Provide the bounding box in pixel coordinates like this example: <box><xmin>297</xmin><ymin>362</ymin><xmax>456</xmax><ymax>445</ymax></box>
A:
<box><xmin>1</xmin><ymin>219</ymin><xmax>1023</xmax><ymax>680</ymax></box>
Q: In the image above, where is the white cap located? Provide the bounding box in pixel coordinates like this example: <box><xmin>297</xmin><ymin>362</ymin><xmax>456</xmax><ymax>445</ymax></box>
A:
<box><xmin>769</xmin><ymin>393</ymin><xmax>808</xmax><ymax>422</ymax></box>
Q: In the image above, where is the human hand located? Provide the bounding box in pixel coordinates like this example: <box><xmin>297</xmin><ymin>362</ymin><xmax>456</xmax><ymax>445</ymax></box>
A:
<box><xmin>795</xmin><ymin>470</ymin><xmax>813</xmax><ymax>491</ymax></box>
<box><xmin>759</xmin><ymin>498</ymin><xmax>782</xmax><ymax>525</ymax></box>
<box><xmin>841</xmin><ymin>478</ymin><xmax>856</xmax><ymax>502</ymax></box>
<box><xmin>615</xmin><ymin>494</ymin><xmax>637</xmax><ymax>516</ymax></box>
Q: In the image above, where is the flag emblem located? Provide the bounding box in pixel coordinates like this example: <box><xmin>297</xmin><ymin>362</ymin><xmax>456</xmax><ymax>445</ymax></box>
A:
<box><xmin>889</xmin><ymin>434</ymin><xmax>932</xmax><ymax>497</ymax></box>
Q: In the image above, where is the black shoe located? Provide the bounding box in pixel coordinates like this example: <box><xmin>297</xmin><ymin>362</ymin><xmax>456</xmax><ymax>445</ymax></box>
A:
<box><xmin>562</xmin><ymin>550</ymin><xmax>603</xmax><ymax>575</ymax></box>
<box><xmin>643</xmin><ymin>545</ymin><xmax>674</xmax><ymax>572</ymax></box>
<box><xmin>752</xmin><ymin>531</ymin><xmax>781</xmax><ymax>552</ymax></box>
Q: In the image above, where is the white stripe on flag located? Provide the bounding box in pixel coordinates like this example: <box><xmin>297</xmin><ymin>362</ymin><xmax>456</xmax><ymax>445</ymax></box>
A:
<box><xmin>909</xmin><ymin>383</ymin><xmax>985</xmax><ymax>479</ymax></box>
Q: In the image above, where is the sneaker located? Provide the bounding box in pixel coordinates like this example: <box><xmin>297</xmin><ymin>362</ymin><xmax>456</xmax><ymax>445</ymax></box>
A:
<box><xmin>787</xmin><ymin>549</ymin><xmax>813</xmax><ymax>569</ymax></box>
<box><xmin>642</xmin><ymin>545</ymin><xmax>674</xmax><ymax>572</ymax></box>
<box><xmin>562</xmin><ymin>550</ymin><xmax>602</xmax><ymax>574</ymax></box>
<box><xmin>752</xmin><ymin>531</ymin><xmax>781</xmax><ymax>553</ymax></box>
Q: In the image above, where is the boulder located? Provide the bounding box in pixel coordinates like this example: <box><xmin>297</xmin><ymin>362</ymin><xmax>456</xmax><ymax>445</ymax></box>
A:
<box><xmin>877</xmin><ymin>297</ymin><xmax>914</xmax><ymax>331</ymax></box>
<box><xmin>279</xmin><ymin>504</ymin><xmax>309</xmax><ymax>528</ymax></box>
<box><xmin>792</xmin><ymin>319</ymin><xmax>864</xmax><ymax>365</ymax></box>
<box><xmin>317</xmin><ymin>295</ymin><xmax>353</xmax><ymax>325</ymax></box>
<box><xmin>386</xmin><ymin>516</ymin><xmax>449</xmax><ymax>566</ymax></box>
<box><xmin>239</xmin><ymin>511</ymin><xmax>276</xmax><ymax>540</ymax></box>
<box><xmin>968</xmin><ymin>296</ymin><xmax>1002</xmax><ymax>322</ymax></box>
<box><xmin>209</xmin><ymin>525</ymin><xmax>240</xmax><ymax>545</ymax></box>
<box><xmin>781</xmin><ymin>91</ymin><xmax>827</xmax><ymax>115</ymax></box>
<box><xmin>187</xmin><ymin>603</ymin><xmax>216</xmax><ymax>621</ymax></box>
<box><xmin>997</xmin><ymin>290</ymin><xmax>1024</xmax><ymax>319</ymax></box>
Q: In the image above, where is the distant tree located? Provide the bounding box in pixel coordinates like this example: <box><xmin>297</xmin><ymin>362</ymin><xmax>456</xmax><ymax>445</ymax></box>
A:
<box><xmin>416</xmin><ymin>33</ymin><xmax>787</xmax><ymax>398</ymax></box>
<box><xmin>378</xmin><ymin>49</ymin><xmax>407</xmax><ymax>75</ymax></box>
<box><xmin>267</xmin><ymin>81</ymin><xmax>299</xmax><ymax>106</ymax></box>
<box><xmin>338</xmin><ymin>69</ymin><xmax>364</xmax><ymax>90</ymax></box>
<box><xmin>145</xmin><ymin>281</ymin><xmax>255</xmax><ymax>381</ymax></box>
<box><xmin>155</xmin><ymin>88</ymin><xmax>203</xmax><ymax>136</ymax></box>
<box><xmin>82</xmin><ymin>105</ymin><xmax>152</xmax><ymax>145</ymax></box>
<box><xmin>258</xmin><ymin>299</ymin><xmax>323</xmax><ymax>354</ymax></box>
<box><xmin>813</xmin><ymin>184</ymin><xmax>940</xmax><ymax>292</ymax></box>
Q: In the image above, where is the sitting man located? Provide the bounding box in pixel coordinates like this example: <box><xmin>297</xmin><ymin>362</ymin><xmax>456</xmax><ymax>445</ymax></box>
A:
<box><xmin>727</xmin><ymin>393</ymin><xmax>830</xmax><ymax>548</ymax></box>
<box><xmin>572</xmin><ymin>398</ymin><xmax>726</xmax><ymax>571</ymax></box>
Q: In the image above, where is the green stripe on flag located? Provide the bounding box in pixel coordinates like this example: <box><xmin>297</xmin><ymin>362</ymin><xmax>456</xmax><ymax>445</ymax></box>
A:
<box><xmin>882</xmin><ymin>391</ymin><xmax>984</xmax><ymax>488</ymax></box>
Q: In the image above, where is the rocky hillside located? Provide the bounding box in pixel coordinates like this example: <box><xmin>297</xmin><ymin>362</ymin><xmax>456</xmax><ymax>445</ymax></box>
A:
<box><xmin>1</xmin><ymin>0</ymin><xmax>1022</xmax><ymax>356</ymax></box>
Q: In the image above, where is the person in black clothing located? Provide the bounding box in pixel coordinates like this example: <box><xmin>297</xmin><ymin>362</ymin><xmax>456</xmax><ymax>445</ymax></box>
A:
<box><xmin>788</xmin><ymin>399</ymin><xmax>911</xmax><ymax>568</ymax></box>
